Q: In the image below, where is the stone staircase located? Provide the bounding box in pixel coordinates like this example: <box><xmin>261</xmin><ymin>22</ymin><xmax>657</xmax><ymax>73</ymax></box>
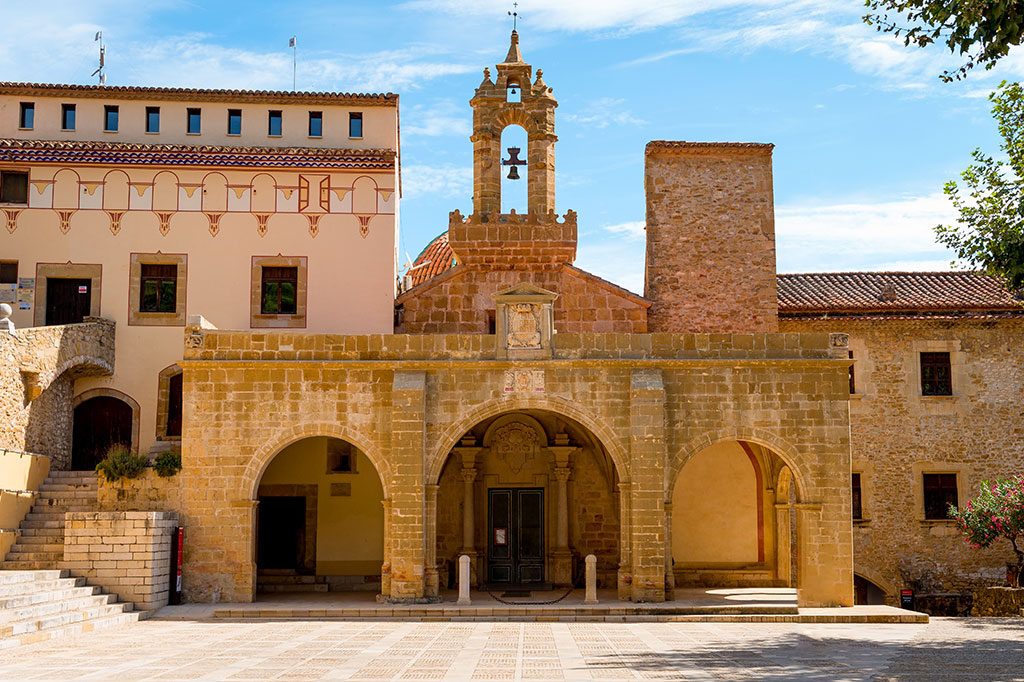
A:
<box><xmin>3</xmin><ymin>471</ymin><xmax>97</xmax><ymax>570</ymax></box>
<box><xmin>0</xmin><ymin>569</ymin><xmax>138</xmax><ymax>649</ymax></box>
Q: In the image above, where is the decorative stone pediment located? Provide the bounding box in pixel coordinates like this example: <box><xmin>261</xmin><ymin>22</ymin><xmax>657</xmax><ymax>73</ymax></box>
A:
<box><xmin>492</xmin><ymin>284</ymin><xmax>557</xmax><ymax>359</ymax></box>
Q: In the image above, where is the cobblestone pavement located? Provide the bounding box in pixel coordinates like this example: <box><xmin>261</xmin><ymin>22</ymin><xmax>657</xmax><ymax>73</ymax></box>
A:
<box><xmin>1</xmin><ymin>617</ymin><xmax>1022</xmax><ymax>681</ymax></box>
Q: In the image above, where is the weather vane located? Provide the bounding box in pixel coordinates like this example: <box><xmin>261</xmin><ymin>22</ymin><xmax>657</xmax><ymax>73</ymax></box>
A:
<box><xmin>508</xmin><ymin>3</ymin><xmax>519</xmax><ymax>31</ymax></box>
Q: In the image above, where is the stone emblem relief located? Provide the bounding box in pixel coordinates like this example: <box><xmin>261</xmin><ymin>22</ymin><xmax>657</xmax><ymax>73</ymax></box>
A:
<box><xmin>506</xmin><ymin>303</ymin><xmax>542</xmax><ymax>349</ymax></box>
<box><xmin>503</xmin><ymin>369</ymin><xmax>545</xmax><ymax>393</ymax></box>
<box><xmin>493</xmin><ymin>422</ymin><xmax>540</xmax><ymax>474</ymax></box>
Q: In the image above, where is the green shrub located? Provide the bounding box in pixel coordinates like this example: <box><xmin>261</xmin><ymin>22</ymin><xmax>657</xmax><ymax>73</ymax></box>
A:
<box><xmin>94</xmin><ymin>444</ymin><xmax>149</xmax><ymax>482</ymax></box>
<box><xmin>153</xmin><ymin>450</ymin><xmax>182</xmax><ymax>478</ymax></box>
<box><xmin>950</xmin><ymin>474</ymin><xmax>1024</xmax><ymax>587</ymax></box>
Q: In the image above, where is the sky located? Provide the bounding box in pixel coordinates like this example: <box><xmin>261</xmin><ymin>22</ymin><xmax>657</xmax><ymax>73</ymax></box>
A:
<box><xmin>0</xmin><ymin>0</ymin><xmax>1017</xmax><ymax>294</ymax></box>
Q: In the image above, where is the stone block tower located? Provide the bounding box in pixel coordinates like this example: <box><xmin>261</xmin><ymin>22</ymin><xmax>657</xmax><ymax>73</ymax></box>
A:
<box><xmin>643</xmin><ymin>141</ymin><xmax>779</xmax><ymax>333</ymax></box>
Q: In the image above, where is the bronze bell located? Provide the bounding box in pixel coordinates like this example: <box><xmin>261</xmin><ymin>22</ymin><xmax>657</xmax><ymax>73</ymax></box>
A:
<box><xmin>507</xmin><ymin>165</ymin><xmax>520</xmax><ymax>180</ymax></box>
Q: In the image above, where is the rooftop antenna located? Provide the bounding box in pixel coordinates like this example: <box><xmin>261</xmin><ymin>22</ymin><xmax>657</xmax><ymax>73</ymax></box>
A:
<box><xmin>91</xmin><ymin>31</ymin><xmax>106</xmax><ymax>85</ymax></box>
<box><xmin>289</xmin><ymin>36</ymin><xmax>296</xmax><ymax>91</ymax></box>
<box><xmin>508</xmin><ymin>3</ymin><xmax>519</xmax><ymax>31</ymax></box>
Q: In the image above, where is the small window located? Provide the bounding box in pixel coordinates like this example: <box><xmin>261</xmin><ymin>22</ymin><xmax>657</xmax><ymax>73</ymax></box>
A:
<box><xmin>146</xmin><ymin>106</ymin><xmax>160</xmax><ymax>133</ymax></box>
<box><xmin>61</xmin><ymin>103</ymin><xmax>76</xmax><ymax>130</ymax></box>
<box><xmin>848</xmin><ymin>350</ymin><xmax>855</xmax><ymax>394</ymax></box>
<box><xmin>326</xmin><ymin>438</ymin><xmax>357</xmax><ymax>473</ymax></box>
<box><xmin>261</xmin><ymin>266</ymin><xmax>297</xmax><ymax>314</ymax></box>
<box><xmin>104</xmin><ymin>105</ymin><xmax>119</xmax><ymax>132</ymax></box>
<box><xmin>268</xmin><ymin>110</ymin><xmax>283</xmax><ymax>136</ymax></box>
<box><xmin>851</xmin><ymin>473</ymin><xmax>862</xmax><ymax>520</ymax></box>
<box><xmin>19</xmin><ymin>102</ymin><xmax>34</xmax><ymax>129</ymax></box>
<box><xmin>920</xmin><ymin>351</ymin><xmax>952</xmax><ymax>396</ymax></box>
<box><xmin>187</xmin><ymin>108</ymin><xmax>201</xmax><ymax>134</ymax></box>
<box><xmin>923</xmin><ymin>473</ymin><xmax>958</xmax><ymax>520</ymax></box>
<box><xmin>227</xmin><ymin>109</ymin><xmax>242</xmax><ymax>135</ymax></box>
<box><xmin>0</xmin><ymin>171</ymin><xmax>29</xmax><ymax>204</ymax></box>
<box><xmin>348</xmin><ymin>112</ymin><xmax>362</xmax><ymax>138</ymax></box>
<box><xmin>0</xmin><ymin>261</ymin><xmax>17</xmax><ymax>283</ymax></box>
<box><xmin>308</xmin><ymin>111</ymin><xmax>322</xmax><ymax>137</ymax></box>
<box><xmin>487</xmin><ymin>310</ymin><xmax>496</xmax><ymax>334</ymax></box>
<box><xmin>139</xmin><ymin>263</ymin><xmax>177</xmax><ymax>313</ymax></box>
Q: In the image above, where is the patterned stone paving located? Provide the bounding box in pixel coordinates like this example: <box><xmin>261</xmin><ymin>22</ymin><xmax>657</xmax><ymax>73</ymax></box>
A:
<box><xmin>1</xmin><ymin>617</ymin><xmax>1023</xmax><ymax>680</ymax></box>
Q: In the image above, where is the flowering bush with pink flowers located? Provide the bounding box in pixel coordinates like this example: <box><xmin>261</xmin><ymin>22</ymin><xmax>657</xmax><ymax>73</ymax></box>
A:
<box><xmin>949</xmin><ymin>474</ymin><xmax>1024</xmax><ymax>587</ymax></box>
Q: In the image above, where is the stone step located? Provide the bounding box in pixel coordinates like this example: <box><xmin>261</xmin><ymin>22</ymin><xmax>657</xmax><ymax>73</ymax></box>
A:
<box><xmin>36</xmin><ymin>490</ymin><xmax>97</xmax><ymax>500</ymax></box>
<box><xmin>0</xmin><ymin>569</ymin><xmax>66</xmax><ymax>586</ymax></box>
<box><xmin>29</xmin><ymin>501</ymin><xmax>96</xmax><ymax>512</ymax></box>
<box><xmin>1</xmin><ymin>601</ymin><xmax>132</xmax><ymax>638</ymax></box>
<box><xmin>0</xmin><ymin>576</ymin><xmax>86</xmax><ymax>598</ymax></box>
<box><xmin>0</xmin><ymin>592</ymin><xmax>115</xmax><ymax>623</ymax></box>
<box><xmin>256</xmin><ymin>573</ymin><xmax>322</xmax><ymax>584</ymax></box>
<box><xmin>46</xmin><ymin>471</ymin><xmax>97</xmax><ymax>479</ymax></box>
<box><xmin>3</xmin><ymin>550</ymin><xmax>62</xmax><ymax>563</ymax></box>
<box><xmin>19</xmin><ymin>519</ymin><xmax>64</xmax><ymax>530</ymax></box>
<box><xmin>0</xmin><ymin>584</ymin><xmax>100</xmax><ymax>611</ymax></box>
<box><xmin>0</xmin><ymin>610</ymin><xmax>140</xmax><ymax>650</ymax></box>
<box><xmin>1</xmin><ymin>561</ymin><xmax>58</xmax><ymax>571</ymax></box>
<box><xmin>14</xmin><ymin>527</ymin><xmax>63</xmax><ymax>538</ymax></box>
<box><xmin>12</xmin><ymin>536</ymin><xmax>64</xmax><ymax>549</ymax></box>
<box><xmin>256</xmin><ymin>583</ymin><xmax>330</xmax><ymax>593</ymax></box>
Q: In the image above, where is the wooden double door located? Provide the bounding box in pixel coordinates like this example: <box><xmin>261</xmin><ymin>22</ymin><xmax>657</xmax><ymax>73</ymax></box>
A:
<box><xmin>487</xmin><ymin>488</ymin><xmax>545</xmax><ymax>587</ymax></box>
<box><xmin>45</xmin><ymin>277</ymin><xmax>91</xmax><ymax>325</ymax></box>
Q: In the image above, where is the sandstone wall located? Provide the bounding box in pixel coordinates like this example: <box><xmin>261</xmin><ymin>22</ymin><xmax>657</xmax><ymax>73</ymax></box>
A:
<box><xmin>644</xmin><ymin>142</ymin><xmax>778</xmax><ymax>333</ymax></box>
<box><xmin>0</xmin><ymin>318</ymin><xmax>115</xmax><ymax>468</ymax></box>
<box><xmin>780</xmin><ymin>317</ymin><xmax>1024</xmax><ymax>600</ymax></box>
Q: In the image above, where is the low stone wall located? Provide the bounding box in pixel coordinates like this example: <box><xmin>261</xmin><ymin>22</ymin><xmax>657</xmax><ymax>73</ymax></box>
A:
<box><xmin>972</xmin><ymin>587</ymin><xmax>1024</xmax><ymax>617</ymax></box>
<box><xmin>97</xmin><ymin>469</ymin><xmax>182</xmax><ymax>514</ymax></box>
<box><xmin>62</xmin><ymin>511</ymin><xmax>178</xmax><ymax>612</ymax></box>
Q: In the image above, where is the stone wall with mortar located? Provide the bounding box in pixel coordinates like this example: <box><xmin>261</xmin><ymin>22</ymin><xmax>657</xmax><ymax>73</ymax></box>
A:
<box><xmin>97</xmin><ymin>468</ymin><xmax>182</xmax><ymax>514</ymax></box>
<box><xmin>177</xmin><ymin>325</ymin><xmax>853</xmax><ymax>607</ymax></box>
<box><xmin>396</xmin><ymin>265</ymin><xmax>648</xmax><ymax>335</ymax></box>
<box><xmin>0</xmin><ymin>318</ymin><xmax>114</xmax><ymax>468</ymax></box>
<box><xmin>780</xmin><ymin>317</ymin><xmax>1024</xmax><ymax>602</ymax></box>
<box><xmin>644</xmin><ymin>142</ymin><xmax>778</xmax><ymax>334</ymax></box>
<box><xmin>62</xmin><ymin>510</ymin><xmax>178</xmax><ymax>612</ymax></box>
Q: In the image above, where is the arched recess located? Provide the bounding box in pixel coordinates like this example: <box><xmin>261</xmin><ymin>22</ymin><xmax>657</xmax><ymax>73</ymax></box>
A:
<box><xmin>430</xmin><ymin>402</ymin><xmax>626</xmax><ymax>595</ymax></box>
<box><xmin>499</xmin><ymin>124</ymin><xmax>528</xmax><ymax>213</ymax></box>
<box><xmin>71</xmin><ymin>388</ymin><xmax>140</xmax><ymax>470</ymax></box>
<box><xmin>854</xmin><ymin>565</ymin><xmax>894</xmax><ymax>605</ymax></box>
<box><xmin>155</xmin><ymin>364</ymin><xmax>183</xmax><ymax>440</ymax></box>
<box><xmin>52</xmin><ymin>168</ymin><xmax>81</xmax><ymax>210</ymax></box>
<box><xmin>200</xmin><ymin>172</ymin><xmax>228</xmax><ymax>213</ymax></box>
<box><xmin>351</xmin><ymin>175</ymin><xmax>379</xmax><ymax>215</ymax></box>
<box><xmin>251</xmin><ymin>433</ymin><xmax>386</xmax><ymax>596</ymax></box>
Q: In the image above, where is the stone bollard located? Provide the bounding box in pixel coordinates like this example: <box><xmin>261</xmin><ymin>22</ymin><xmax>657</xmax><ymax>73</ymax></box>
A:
<box><xmin>584</xmin><ymin>554</ymin><xmax>598</xmax><ymax>605</ymax></box>
<box><xmin>457</xmin><ymin>554</ymin><xmax>471</xmax><ymax>605</ymax></box>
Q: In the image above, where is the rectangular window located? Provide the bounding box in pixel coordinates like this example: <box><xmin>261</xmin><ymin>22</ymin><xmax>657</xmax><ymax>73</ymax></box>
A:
<box><xmin>848</xmin><ymin>350</ymin><xmax>855</xmax><ymax>394</ymax></box>
<box><xmin>851</xmin><ymin>473</ymin><xmax>862</xmax><ymax>520</ymax></box>
<box><xmin>139</xmin><ymin>263</ymin><xmax>177</xmax><ymax>313</ymax></box>
<box><xmin>923</xmin><ymin>473</ymin><xmax>958</xmax><ymax>520</ymax></box>
<box><xmin>261</xmin><ymin>266</ymin><xmax>297</xmax><ymax>314</ymax></box>
<box><xmin>920</xmin><ymin>351</ymin><xmax>952</xmax><ymax>396</ymax></box>
<box><xmin>19</xmin><ymin>102</ymin><xmax>34</xmax><ymax>129</ymax></box>
<box><xmin>268</xmin><ymin>110</ymin><xmax>282</xmax><ymax>136</ymax></box>
<box><xmin>348</xmin><ymin>112</ymin><xmax>362</xmax><ymax>138</ymax></box>
<box><xmin>227</xmin><ymin>109</ymin><xmax>242</xmax><ymax>135</ymax></box>
<box><xmin>0</xmin><ymin>171</ymin><xmax>29</xmax><ymax>204</ymax></box>
<box><xmin>61</xmin><ymin>103</ymin><xmax>76</xmax><ymax>130</ymax></box>
<box><xmin>187</xmin><ymin>108</ymin><xmax>201</xmax><ymax>134</ymax></box>
<box><xmin>308</xmin><ymin>111</ymin><xmax>322</xmax><ymax>137</ymax></box>
<box><xmin>0</xmin><ymin>261</ymin><xmax>17</xmax><ymax>283</ymax></box>
<box><xmin>104</xmin><ymin>105</ymin><xmax>119</xmax><ymax>132</ymax></box>
<box><xmin>145</xmin><ymin>106</ymin><xmax>160</xmax><ymax>133</ymax></box>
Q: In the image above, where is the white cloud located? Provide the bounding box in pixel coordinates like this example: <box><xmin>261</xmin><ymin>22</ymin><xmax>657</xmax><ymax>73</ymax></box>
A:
<box><xmin>403</xmin><ymin>100</ymin><xmax>472</xmax><ymax>137</ymax></box>
<box><xmin>602</xmin><ymin>221</ymin><xmax>646</xmax><ymax>240</ymax></box>
<box><xmin>402</xmin><ymin>164</ymin><xmax>473</xmax><ymax>200</ymax></box>
<box><xmin>574</xmin><ymin>240</ymin><xmax>646</xmax><ymax>295</ymax></box>
<box><xmin>563</xmin><ymin>98</ymin><xmax>646</xmax><ymax>128</ymax></box>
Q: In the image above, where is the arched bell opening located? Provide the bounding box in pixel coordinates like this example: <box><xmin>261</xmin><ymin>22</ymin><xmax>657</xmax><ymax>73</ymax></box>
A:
<box><xmin>433</xmin><ymin>409</ymin><xmax>621</xmax><ymax>593</ymax></box>
<box><xmin>253</xmin><ymin>436</ymin><xmax>384</xmax><ymax>596</ymax></box>
<box><xmin>670</xmin><ymin>440</ymin><xmax>797</xmax><ymax>590</ymax></box>
<box><xmin>500</xmin><ymin>124</ymin><xmax>528</xmax><ymax>213</ymax></box>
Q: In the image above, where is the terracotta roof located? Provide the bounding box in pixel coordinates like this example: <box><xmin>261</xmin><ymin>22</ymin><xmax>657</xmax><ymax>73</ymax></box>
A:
<box><xmin>778</xmin><ymin>272</ymin><xmax>1023</xmax><ymax>315</ymax></box>
<box><xmin>405</xmin><ymin>231</ymin><xmax>457</xmax><ymax>289</ymax></box>
<box><xmin>0</xmin><ymin>82</ymin><xmax>397</xmax><ymax>106</ymax></box>
<box><xmin>0</xmin><ymin>138</ymin><xmax>395</xmax><ymax>170</ymax></box>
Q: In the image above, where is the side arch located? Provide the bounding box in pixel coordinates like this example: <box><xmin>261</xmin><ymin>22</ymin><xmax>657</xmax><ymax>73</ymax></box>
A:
<box><xmin>854</xmin><ymin>564</ymin><xmax>896</xmax><ymax>599</ymax></box>
<box><xmin>426</xmin><ymin>394</ymin><xmax>629</xmax><ymax>485</ymax></box>
<box><xmin>670</xmin><ymin>428</ymin><xmax>809</xmax><ymax>503</ymax></box>
<box><xmin>242</xmin><ymin>422</ymin><xmax>391</xmax><ymax>500</ymax></box>
<box><xmin>72</xmin><ymin>387</ymin><xmax>141</xmax><ymax>455</ymax></box>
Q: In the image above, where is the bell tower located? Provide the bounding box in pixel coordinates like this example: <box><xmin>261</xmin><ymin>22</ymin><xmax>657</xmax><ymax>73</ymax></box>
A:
<box><xmin>470</xmin><ymin>30</ymin><xmax>557</xmax><ymax>215</ymax></box>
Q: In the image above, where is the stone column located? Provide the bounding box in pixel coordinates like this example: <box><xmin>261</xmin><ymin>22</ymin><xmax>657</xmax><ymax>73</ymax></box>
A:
<box><xmin>424</xmin><ymin>484</ymin><xmax>440</xmax><ymax>598</ymax></box>
<box><xmin>775</xmin><ymin>501</ymin><xmax>792</xmax><ymax>586</ymax></box>
<box><xmin>629</xmin><ymin>368</ymin><xmax>666</xmax><ymax>603</ymax></box>
<box><xmin>456</xmin><ymin>445</ymin><xmax>481</xmax><ymax>587</ymax></box>
<box><xmin>551</xmin><ymin>465</ymin><xmax>573</xmax><ymax>586</ymax></box>
<box><xmin>616</xmin><ymin>481</ymin><xmax>632</xmax><ymax>601</ymax></box>
<box><xmin>389</xmin><ymin>371</ymin><xmax>427</xmax><ymax>601</ymax></box>
<box><xmin>380</xmin><ymin>498</ymin><xmax>392</xmax><ymax>600</ymax></box>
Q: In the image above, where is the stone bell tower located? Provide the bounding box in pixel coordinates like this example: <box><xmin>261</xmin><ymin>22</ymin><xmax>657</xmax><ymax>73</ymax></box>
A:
<box><xmin>470</xmin><ymin>30</ymin><xmax>557</xmax><ymax>215</ymax></box>
<box><xmin>449</xmin><ymin>31</ymin><xmax>576</xmax><ymax>271</ymax></box>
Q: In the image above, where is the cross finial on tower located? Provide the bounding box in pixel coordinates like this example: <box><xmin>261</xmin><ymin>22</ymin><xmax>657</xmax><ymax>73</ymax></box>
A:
<box><xmin>508</xmin><ymin>3</ymin><xmax>519</xmax><ymax>31</ymax></box>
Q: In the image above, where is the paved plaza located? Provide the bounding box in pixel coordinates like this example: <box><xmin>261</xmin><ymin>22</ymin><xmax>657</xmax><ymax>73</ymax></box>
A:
<box><xmin>1</xmin><ymin>617</ymin><xmax>1022</xmax><ymax>681</ymax></box>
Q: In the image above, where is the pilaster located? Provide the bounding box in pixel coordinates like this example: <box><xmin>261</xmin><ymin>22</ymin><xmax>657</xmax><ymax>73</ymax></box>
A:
<box><xmin>628</xmin><ymin>368</ymin><xmax>666</xmax><ymax>602</ymax></box>
<box><xmin>389</xmin><ymin>370</ymin><xmax>427</xmax><ymax>601</ymax></box>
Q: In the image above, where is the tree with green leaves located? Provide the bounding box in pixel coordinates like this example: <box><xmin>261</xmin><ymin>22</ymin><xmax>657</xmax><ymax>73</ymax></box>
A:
<box><xmin>937</xmin><ymin>80</ymin><xmax>1024</xmax><ymax>292</ymax></box>
<box><xmin>864</xmin><ymin>0</ymin><xmax>1024</xmax><ymax>81</ymax></box>
<box><xmin>949</xmin><ymin>474</ymin><xmax>1024</xmax><ymax>587</ymax></box>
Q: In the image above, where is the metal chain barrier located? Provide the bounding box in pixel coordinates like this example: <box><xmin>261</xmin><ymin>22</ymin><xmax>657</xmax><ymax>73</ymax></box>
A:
<box><xmin>482</xmin><ymin>587</ymin><xmax>576</xmax><ymax>605</ymax></box>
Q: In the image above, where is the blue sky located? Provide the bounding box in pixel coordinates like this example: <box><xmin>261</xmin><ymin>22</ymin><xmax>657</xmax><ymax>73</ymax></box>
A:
<box><xmin>2</xmin><ymin>0</ymin><xmax>1016</xmax><ymax>294</ymax></box>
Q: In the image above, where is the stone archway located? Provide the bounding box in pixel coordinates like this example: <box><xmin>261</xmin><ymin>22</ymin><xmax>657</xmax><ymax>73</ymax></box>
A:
<box><xmin>70</xmin><ymin>388</ymin><xmax>140</xmax><ymax>469</ymax></box>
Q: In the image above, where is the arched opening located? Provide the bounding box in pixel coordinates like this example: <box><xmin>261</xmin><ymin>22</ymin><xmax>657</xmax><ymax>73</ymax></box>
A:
<box><xmin>433</xmin><ymin>409</ymin><xmax>621</xmax><ymax>593</ymax></box>
<box><xmin>254</xmin><ymin>436</ymin><xmax>384</xmax><ymax>594</ymax></box>
<box><xmin>506</xmin><ymin>81</ymin><xmax>521</xmax><ymax>103</ymax></box>
<box><xmin>500</xmin><ymin>124</ymin><xmax>528</xmax><ymax>213</ymax></box>
<box><xmin>71</xmin><ymin>391</ymin><xmax>138</xmax><ymax>470</ymax></box>
<box><xmin>156</xmin><ymin>364</ymin><xmax>183</xmax><ymax>441</ymax></box>
<box><xmin>854</xmin><ymin>574</ymin><xmax>889</xmax><ymax>605</ymax></box>
<box><xmin>671</xmin><ymin>440</ymin><xmax>790</xmax><ymax>589</ymax></box>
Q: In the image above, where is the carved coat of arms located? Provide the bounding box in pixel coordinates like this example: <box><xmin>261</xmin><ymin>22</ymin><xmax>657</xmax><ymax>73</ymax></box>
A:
<box><xmin>506</xmin><ymin>303</ymin><xmax>542</xmax><ymax>349</ymax></box>
<box><xmin>493</xmin><ymin>422</ymin><xmax>539</xmax><ymax>474</ymax></box>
